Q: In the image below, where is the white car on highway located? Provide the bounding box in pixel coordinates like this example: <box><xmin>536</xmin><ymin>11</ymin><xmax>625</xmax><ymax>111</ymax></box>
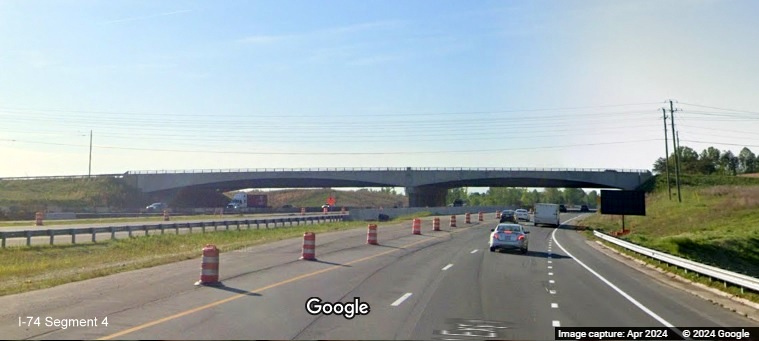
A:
<box><xmin>515</xmin><ymin>209</ymin><xmax>530</xmax><ymax>221</ymax></box>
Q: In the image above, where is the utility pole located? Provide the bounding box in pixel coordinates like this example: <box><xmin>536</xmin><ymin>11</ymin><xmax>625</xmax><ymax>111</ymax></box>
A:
<box><xmin>662</xmin><ymin>108</ymin><xmax>671</xmax><ymax>200</ymax></box>
<box><xmin>670</xmin><ymin>100</ymin><xmax>681</xmax><ymax>202</ymax></box>
<box><xmin>88</xmin><ymin>130</ymin><xmax>93</xmax><ymax>178</ymax></box>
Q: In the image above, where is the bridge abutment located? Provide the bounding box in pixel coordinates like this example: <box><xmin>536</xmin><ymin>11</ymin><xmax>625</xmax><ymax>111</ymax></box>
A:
<box><xmin>406</xmin><ymin>186</ymin><xmax>448</xmax><ymax>207</ymax></box>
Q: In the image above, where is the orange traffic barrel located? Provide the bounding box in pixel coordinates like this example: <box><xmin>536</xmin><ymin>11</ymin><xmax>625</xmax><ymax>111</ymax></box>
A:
<box><xmin>35</xmin><ymin>212</ymin><xmax>44</xmax><ymax>226</ymax></box>
<box><xmin>367</xmin><ymin>224</ymin><xmax>378</xmax><ymax>245</ymax></box>
<box><xmin>450</xmin><ymin>215</ymin><xmax>457</xmax><ymax>227</ymax></box>
<box><xmin>433</xmin><ymin>217</ymin><xmax>440</xmax><ymax>231</ymax></box>
<box><xmin>195</xmin><ymin>244</ymin><xmax>220</xmax><ymax>286</ymax></box>
<box><xmin>478</xmin><ymin>212</ymin><xmax>484</xmax><ymax>222</ymax></box>
<box><xmin>465</xmin><ymin>212</ymin><xmax>471</xmax><ymax>224</ymax></box>
<box><xmin>412</xmin><ymin>218</ymin><xmax>421</xmax><ymax>235</ymax></box>
<box><xmin>301</xmin><ymin>232</ymin><xmax>316</xmax><ymax>260</ymax></box>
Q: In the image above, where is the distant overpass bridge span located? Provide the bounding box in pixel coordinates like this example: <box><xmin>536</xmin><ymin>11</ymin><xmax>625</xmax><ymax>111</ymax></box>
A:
<box><xmin>122</xmin><ymin>167</ymin><xmax>653</xmax><ymax>207</ymax></box>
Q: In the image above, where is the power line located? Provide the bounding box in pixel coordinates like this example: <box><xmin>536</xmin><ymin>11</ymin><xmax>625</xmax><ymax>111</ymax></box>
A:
<box><xmin>679</xmin><ymin>102</ymin><xmax>759</xmax><ymax>115</ymax></box>
<box><xmin>679</xmin><ymin>139</ymin><xmax>759</xmax><ymax>149</ymax></box>
<box><xmin>677</xmin><ymin>124</ymin><xmax>759</xmax><ymax>136</ymax></box>
<box><xmin>0</xmin><ymin>138</ymin><xmax>663</xmax><ymax>155</ymax></box>
<box><xmin>0</xmin><ymin>101</ymin><xmax>664</xmax><ymax>118</ymax></box>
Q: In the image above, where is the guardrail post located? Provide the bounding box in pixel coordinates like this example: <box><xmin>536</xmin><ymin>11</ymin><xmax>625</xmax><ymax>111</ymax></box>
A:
<box><xmin>144</xmin><ymin>225</ymin><xmax>150</xmax><ymax>236</ymax></box>
<box><xmin>110</xmin><ymin>226</ymin><xmax>115</xmax><ymax>240</ymax></box>
<box><xmin>1</xmin><ymin>233</ymin><xmax>5</xmax><ymax>248</ymax></box>
<box><xmin>174</xmin><ymin>224</ymin><xmax>179</xmax><ymax>234</ymax></box>
<box><xmin>225</xmin><ymin>221</ymin><xmax>230</xmax><ymax>231</ymax></box>
<box><xmin>255</xmin><ymin>221</ymin><xmax>260</xmax><ymax>229</ymax></box>
<box><xmin>160</xmin><ymin>224</ymin><xmax>165</xmax><ymax>235</ymax></box>
<box><xmin>71</xmin><ymin>229</ymin><xmax>76</xmax><ymax>244</ymax></box>
<box><xmin>188</xmin><ymin>223</ymin><xmax>193</xmax><ymax>233</ymax></box>
<box><xmin>91</xmin><ymin>228</ymin><xmax>96</xmax><ymax>243</ymax></box>
<box><xmin>49</xmin><ymin>230</ymin><xmax>54</xmax><ymax>245</ymax></box>
<box><xmin>213</xmin><ymin>222</ymin><xmax>218</xmax><ymax>231</ymax></box>
<box><xmin>201</xmin><ymin>222</ymin><xmax>206</xmax><ymax>233</ymax></box>
<box><xmin>236</xmin><ymin>221</ymin><xmax>241</xmax><ymax>231</ymax></box>
<box><xmin>128</xmin><ymin>226</ymin><xmax>133</xmax><ymax>238</ymax></box>
<box><xmin>26</xmin><ymin>230</ymin><xmax>32</xmax><ymax>246</ymax></box>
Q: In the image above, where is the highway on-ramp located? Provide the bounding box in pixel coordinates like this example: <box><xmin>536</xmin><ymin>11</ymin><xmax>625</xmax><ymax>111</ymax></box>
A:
<box><xmin>0</xmin><ymin>213</ymin><xmax>755</xmax><ymax>339</ymax></box>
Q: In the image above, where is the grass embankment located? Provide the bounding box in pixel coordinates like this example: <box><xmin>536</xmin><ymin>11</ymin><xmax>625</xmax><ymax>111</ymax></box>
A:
<box><xmin>0</xmin><ymin>212</ymin><xmax>433</xmax><ymax>297</ymax></box>
<box><xmin>579</xmin><ymin>174</ymin><xmax>759</xmax><ymax>302</ymax></box>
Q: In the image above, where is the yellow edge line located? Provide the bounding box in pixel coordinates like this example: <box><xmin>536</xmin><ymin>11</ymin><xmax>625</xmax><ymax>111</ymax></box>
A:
<box><xmin>98</xmin><ymin>228</ymin><xmax>472</xmax><ymax>340</ymax></box>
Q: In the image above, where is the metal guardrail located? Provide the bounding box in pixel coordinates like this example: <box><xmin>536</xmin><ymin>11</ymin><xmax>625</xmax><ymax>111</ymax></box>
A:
<box><xmin>0</xmin><ymin>215</ymin><xmax>345</xmax><ymax>248</ymax></box>
<box><xmin>593</xmin><ymin>230</ymin><xmax>759</xmax><ymax>293</ymax></box>
<box><xmin>125</xmin><ymin>167</ymin><xmax>652</xmax><ymax>175</ymax></box>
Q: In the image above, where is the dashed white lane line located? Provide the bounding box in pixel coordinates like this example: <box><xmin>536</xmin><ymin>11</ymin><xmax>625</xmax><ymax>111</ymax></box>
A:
<box><xmin>553</xmin><ymin>320</ymin><xmax>561</xmax><ymax>327</ymax></box>
<box><xmin>551</xmin><ymin>303</ymin><xmax>559</xmax><ymax>308</ymax></box>
<box><xmin>549</xmin><ymin>290</ymin><xmax>557</xmax><ymax>294</ymax></box>
<box><xmin>549</xmin><ymin>280</ymin><xmax>555</xmax><ymax>284</ymax></box>
<box><xmin>471</xmin><ymin>249</ymin><xmax>478</xmax><ymax>254</ymax></box>
<box><xmin>548</xmin><ymin>272</ymin><xmax>554</xmax><ymax>276</ymax></box>
<box><xmin>391</xmin><ymin>293</ymin><xmax>413</xmax><ymax>306</ymax></box>
<box><xmin>551</xmin><ymin>222</ymin><xmax>678</xmax><ymax>329</ymax></box>
<box><xmin>548</xmin><ymin>266</ymin><xmax>553</xmax><ymax>269</ymax></box>
<box><xmin>442</xmin><ymin>264</ymin><xmax>453</xmax><ymax>271</ymax></box>
<box><xmin>547</xmin><ymin>260</ymin><xmax>552</xmax><ymax>264</ymax></box>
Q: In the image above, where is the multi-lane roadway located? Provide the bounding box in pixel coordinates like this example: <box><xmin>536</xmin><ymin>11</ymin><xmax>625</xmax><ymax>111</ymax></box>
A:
<box><xmin>0</xmin><ymin>213</ymin><xmax>755</xmax><ymax>339</ymax></box>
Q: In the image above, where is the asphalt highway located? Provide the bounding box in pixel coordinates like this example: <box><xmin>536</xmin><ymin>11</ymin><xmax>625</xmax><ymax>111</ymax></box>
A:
<box><xmin>0</xmin><ymin>213</ymin><xmax>755</xmax><ymax>340</ymax></box>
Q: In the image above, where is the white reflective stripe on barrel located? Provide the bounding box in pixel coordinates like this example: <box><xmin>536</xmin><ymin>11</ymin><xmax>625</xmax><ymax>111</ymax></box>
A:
<box><xmin>303</xmin><ymin>240</ymin><xmax>315</xmax><ymax>246</ymax></box>
<box><xmin>202</xmin><ymin>256</ymin><xmax>219</xmax><ymax>263</ymax></box>
<box><xmin>201</xmin><ymin>269</ymin><xmax>218</xmax><ymax>275</ymax></box>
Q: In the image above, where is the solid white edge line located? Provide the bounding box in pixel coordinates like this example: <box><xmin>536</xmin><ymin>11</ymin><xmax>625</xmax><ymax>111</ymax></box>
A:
<box><xmin>471</xmin><ymin>249</ymin><xmax>478</xmax><ymax>254</ymax></box>
<box><xmin>442</xmin><ymin>264</ymin><xmax>453</xmax><ymax>271</ymax></box>
<box><xmin>551</xmin><ymin>216</ymin><xmax>680</xmax><ymax>331</ymax></box>
<box><xmin>391</xmin><ymin>293</ymin><xmax>413</xmax><ymax>306</ymax></box>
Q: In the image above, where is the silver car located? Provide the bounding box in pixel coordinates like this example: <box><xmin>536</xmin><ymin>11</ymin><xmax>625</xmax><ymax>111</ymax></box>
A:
<box><xmin>489</xmin><ymin>223</ymin><xmax>529</xmax><ymax>254</ymax></box>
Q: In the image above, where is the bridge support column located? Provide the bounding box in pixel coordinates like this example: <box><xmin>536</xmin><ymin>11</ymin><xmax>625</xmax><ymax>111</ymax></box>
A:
<box><xmin>406</xmin><ymin>186</ymin><xmax>447</xmax><ymax>208</ymax></box>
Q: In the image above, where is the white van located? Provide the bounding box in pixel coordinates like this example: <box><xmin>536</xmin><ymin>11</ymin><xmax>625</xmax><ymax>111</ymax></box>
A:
<box><xmin>533</xmin><ymin>203</ymin><xmax>560</xmax><ymax>227</ymax></box>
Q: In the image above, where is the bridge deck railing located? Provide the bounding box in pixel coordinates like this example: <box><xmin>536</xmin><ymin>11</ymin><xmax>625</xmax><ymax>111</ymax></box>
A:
<box><xmin>123</xmin><ymin>167</ymin><xmax>652</xmax><ymax>175</ymax></box>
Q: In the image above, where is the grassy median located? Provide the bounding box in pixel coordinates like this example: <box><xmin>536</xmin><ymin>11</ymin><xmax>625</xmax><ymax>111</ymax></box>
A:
<box><xmin>0</xmin><ymin>213</ymin><xmax>432</xmax><ymax>297</ymax></box>
<box><xmin>578</xmin><ymin>182</ymin><xmax>759</xmax><ymax>303</ymax></box>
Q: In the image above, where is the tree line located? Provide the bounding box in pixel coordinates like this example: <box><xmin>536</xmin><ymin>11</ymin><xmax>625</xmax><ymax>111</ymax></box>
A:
<box><xmin>653</xmin><ymin>145</ymin><xmax>756</xmax><ymax>176</ymax></box>
<box><xmin>447</xmin><ymin>187</ymin><xmax>599</xmax><ymax>209</ymax></box>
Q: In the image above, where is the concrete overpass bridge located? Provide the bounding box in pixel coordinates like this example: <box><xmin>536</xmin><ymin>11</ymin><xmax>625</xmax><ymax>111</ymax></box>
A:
<box><xmin>122</xmin><ymin>167</ymin><xmax>653</xmax><ymax>207</ymax></box>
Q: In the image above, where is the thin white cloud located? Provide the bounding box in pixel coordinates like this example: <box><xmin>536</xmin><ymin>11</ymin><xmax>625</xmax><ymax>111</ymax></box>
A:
<box><xmin>347</xmin><ymin>55</ymin><xmax>403</xmax><ymax>66</ymax></box>
<box><xmin>237</xmin><ymin>20</ymin><xmax>403</xmax><ymax>45</ymax></box>
<box><xmin>102</xmin><ymin>9</ymin><xmax>191</xmax><ymax>25</ymax></box>
<box><xmin>236</xmin><ymin>35</ymin><xmax>290</xmax><ymax>44</ymax></box>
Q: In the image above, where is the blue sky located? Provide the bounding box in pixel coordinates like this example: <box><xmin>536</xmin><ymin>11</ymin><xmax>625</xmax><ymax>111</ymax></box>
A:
<box><xmin>1</xmin><ymin>0</ymin><xmax>758</xmax><ymax>177</ymax></box>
